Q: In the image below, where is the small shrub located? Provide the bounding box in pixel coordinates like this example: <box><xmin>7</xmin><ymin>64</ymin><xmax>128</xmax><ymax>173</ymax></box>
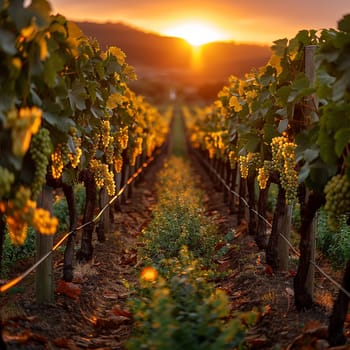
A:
<box><xmin>127</xmin><ymin>248</ymin><xmax>252</xmax><ymax>350</ymax></box>
<box><xmin>317</xmin><ymin>209</ymin><xmax>350</xmax><ymax>267</ymax></box>
<box><xmin>2</xmin><ymin>227</ymin><xmax>36</xmax><ymax>277</ymax></box>
<box><xmin>141</xmin><ymin>157</ymin><xmax>218</xmax><ymax>268</ymax></box>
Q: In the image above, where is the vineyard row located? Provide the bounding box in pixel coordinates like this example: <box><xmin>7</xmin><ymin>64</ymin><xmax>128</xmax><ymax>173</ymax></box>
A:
<box><xmin>0</xmin><ymin>0</ymin><xmax>171</xmax><ymax>301</ymax></box>
<box><xmin>184</xmin><ymin>14</ymin><xmax>350</xmax><ymax>346</ymax></box>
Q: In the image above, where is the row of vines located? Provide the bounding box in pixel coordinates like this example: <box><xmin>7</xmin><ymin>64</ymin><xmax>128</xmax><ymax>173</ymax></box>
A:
<box><xmin>0</xmin><ymin>0</ymin><xmax>170</xmax><ymax>298</ymax></box>
<box><xmin>184</xmin><ymin>14</ymin><xmax>350</xmax><ymax>346</ymax></box>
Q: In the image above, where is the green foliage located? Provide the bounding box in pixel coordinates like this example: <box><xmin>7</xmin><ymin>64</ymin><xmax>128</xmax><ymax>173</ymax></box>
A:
<box><xmin>141</xmin><ymin>200</ymin><xmax>217</xmax><ymax>268</ymax></box>
<box><xmin>129</xmin><ymin>158</ymin><xmax>257</xmax><ymax>349</ymax></box>
<box><xmin>1</xmin><ymin>226</ymin><xmax>36</xmax><ymax>278</ymax></box>
<box><xmin>127</xmin><ymin>248</ymin><xmax>252</xmax><ymax>350</ymax></box>
<box><xmin>0</xmin><ymin>184</ymin><xmax>86</xmax><ymax>277</ymax></box>
<box><xmin>317</xmin><ymin>209</ymin><xmax>350</xmax><ymax>267</ymax></box>
<box><xmin>141</xmin><ymin>157</ymin><xmax>218</xmax><ymax>268</ymax></box>
<box><xmin>53</xmin><ymin>184</ymin><xmax>86</xmax><ymax>234</ymax></box>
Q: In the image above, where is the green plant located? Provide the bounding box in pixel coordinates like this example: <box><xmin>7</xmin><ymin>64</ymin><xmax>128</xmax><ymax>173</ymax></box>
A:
<box><xmin>53</xmin><ymin>184</ymin><xmax>86</xmax><ymax>234</ymax></box>
<box><xmin>317</xmin><ymin>209</ymin><xmax>350</xmax><ymax>267</ymax></box>
<box><xmin>140</xmin><ymin>156</ymin><xmax>218</xmax><ymax>268</ymax></box>
<box><xmin>2</xmin><ymin>227</ymin><xmax>36</xmax><ymax>277</ymax></box>
<box><xmin>127</xmin><ymin>248</ymin><xmax>254</xmax><ymax>350</ymax></box>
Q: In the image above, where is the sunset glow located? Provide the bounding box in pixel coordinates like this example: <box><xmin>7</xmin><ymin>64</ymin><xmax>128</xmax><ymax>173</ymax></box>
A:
<box><xmin>163</xmin><ymin>21</ymin><xmax>228</xmax><ymax>46</ymax></box>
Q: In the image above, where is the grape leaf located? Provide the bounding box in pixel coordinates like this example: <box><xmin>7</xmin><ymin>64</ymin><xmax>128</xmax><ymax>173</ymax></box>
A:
<box><xmin>278</xmin><ymin>119</ymin><xmax>288</xmax><ymax>133</ymax></box>
<box><xmin>334</xmin><ymin>128</ymin><xmax>350</xmax><ymax>157</ymax></box>
<box><xmin>68</xmin><ymin>81</ymin><xmax>87</xmax><ymax>112</ymax></box>
<box><xmin>0</xmin><ymin>29</ymin><xmax>16</xmax><ymax>55</ymax></box>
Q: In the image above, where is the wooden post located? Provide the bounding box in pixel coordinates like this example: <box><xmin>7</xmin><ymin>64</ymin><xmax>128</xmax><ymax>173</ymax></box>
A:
<box><xmin>97</xmin><ymin>187</ymin><xmax>109</xmax><ymax>242</ymax></box>
<box><xmin>304</xmin><ymin>45</ymin><xmax>317</xmax><ymax>297</ymax></box>
<box><xmin>277</xmin><ymin>204</ymin><xmax>293</xmax><ymax>271</ymax></box>
<box><xmin>128</xmin><ymin>164</ymin><xmax>135</xmax><ymax>198</ymax></box>
<box><xmin>36</xmin><ymin>186</ymin><xmax>54</xmax><ymax>303</ymax></box>
<box><xmin>122</xmin><ymin>163</ymin><xmax>130</xmax><ymax>203</ymax></box>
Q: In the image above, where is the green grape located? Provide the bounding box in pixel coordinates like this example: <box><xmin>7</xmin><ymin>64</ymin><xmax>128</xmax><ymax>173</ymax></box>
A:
<box><xmin>105</xmin><ymin>136</ymin><xmax>114</xmax><ymax>165</ymax></box>
<box><xmin>30</xmin><ymin>128</ymin><xmax>52</xmax><ymax>198</ymax></box>
<box><xmin>0</xmin><ymin>166</ymin><xmax>15</xmax><ymax>199</ymax></box>
<box><xmin>324</xmin><ymin>174</ymin><xmax>350</xmax><ymax>230</ymax></box>
<box><xmin>257</xmin><ymin>161</ymin><xmax>272</xmax><ymax>189</ymax></box>
<box><xmin>271</xmin><ymin>135</ymin><xmax>298</xmax><ymax>204</ymax></box>
<box><xmin>68</xmin><ymin>127</ymin><xmax>82</xmax><ymax>168</ymax></box>
<box><xmin>239</xmin><ymin>155</ymin><xmax>249</xmax><ymax>179</ymax></box>
<box><xmin>247</xmin><ymin>152</ymin><xmax>262</xmax><ymax>172</ymax></box>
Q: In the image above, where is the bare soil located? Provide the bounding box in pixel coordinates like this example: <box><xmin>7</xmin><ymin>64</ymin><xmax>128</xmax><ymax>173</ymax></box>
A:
<box><xmin>1</xmin><ymin>151</ymin><xmax>349</xmax><ymax>349</ymax></box>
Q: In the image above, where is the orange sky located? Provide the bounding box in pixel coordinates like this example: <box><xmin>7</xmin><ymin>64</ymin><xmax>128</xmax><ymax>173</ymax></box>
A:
<box><xmin>50</xmin><ymin>0</ymin><xmax>350</xmax><ymax>45</ymax></box>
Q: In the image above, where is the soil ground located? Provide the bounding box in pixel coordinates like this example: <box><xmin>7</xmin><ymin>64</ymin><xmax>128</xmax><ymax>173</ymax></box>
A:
<box><xmin>1</xmin><ymin>149</ymin><xmax>349</xmax><ymax>350</ymax></box>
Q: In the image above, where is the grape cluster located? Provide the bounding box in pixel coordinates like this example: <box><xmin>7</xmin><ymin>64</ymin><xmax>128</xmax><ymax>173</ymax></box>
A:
<box><xmin>30</xmin><ymin>128</ymin><xmax>52</xmax><ymax>198</ymax></box>
<box><xmin>239</xmin><ymin>155</ymin><xmax>249</xmax><ymax>178</ymax></box>
<box><xmin>105</xmin><ymin>136</ymin><xmax>114</xmax><ymax>164</ymax></box>
<box><xmin>248</xmin><ymin>152</ymin><xmax>262</xmax><ymax>170</ymax></box>
<box><xmin>239</xmin><ymin>153</ymin><xmax>261</xmax><ymax>179</ymax></box>
<box><xmin>32</xmin><ymin>208</ymin><xmax>59</xmax><ymax>235</ymax></box>
<box><xmin>51</xmin><ymin>145</ymin><xmax>64</xmax><ymax>179</ymax></box>
<box><xmin>102</xmin><ymin>120</ymin><xmax>110</xmax><ymax>149</ymax></box>
<box><xmin>257</xmin><ymin>160</ymin><xmax>272</xmax><ymax>189</ymax></box>
<box><xmin>5</xmin><ymin>186</ymin><xmax>58</xmax><ymax>244</ymax></box>
<box><xmin>89</xmin><ymin>133</ymin><xmax>100</xmax><ymax>158</ymax></box>
<box><xmin>271</xmin><ymin>135</ymin><xmax>298</xmax><ymax>204</ymax></box>
<box><xmin>114</xmin><ymin>156</ymin><xmax>123</xmax><ymax>173</ymax></box>
<box><xmin>324</xmin><ymin>174</ymin><xmax>350</xmax><ymax>230</ymax></box>
<box><xmin>135</xmin><ymin>137</ymin><xmax>143</xmax><ymax>155</ymax></box>
<box><xmin>4</xmin><ymin>186</ymin><xmax>34</xmax><ymax>245</ymax></box>
<box><xmin>118</xmin><ymin>126</ymin><xmax>129</xmax><ymax>149</ymax></box>
<box><xmin>68</xmin><ymin>127</ymin><xmax>82</xmax><ymax>168</ymax></box>
<box><xmin>90</xmin><ymin>159</ymin><xmax>116</xmax><ymax>196</ymax></box>
<box><xmin>0</xmin><ymin>166</ymin><xmax>15</xmax><ymax>199</ymax></box>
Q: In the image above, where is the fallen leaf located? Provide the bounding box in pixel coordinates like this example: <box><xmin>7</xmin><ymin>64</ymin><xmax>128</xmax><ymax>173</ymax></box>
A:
<box><xmin>53</xmin><ymin>338</ymin><xmax>78</xmax><ymax>349</ymax></box>
<box><xmin>55</xmin><ymin>280</ymin><xmax>81</xmax><ymax>300</ymax></box>
<box><xmin>246</xmin><ymin>334</ymin><xmax>269</xmax><ymax>348</ymax></box>
<box><xmin>234</xmin><ymin>220</ymin><xmax>248</xmax><ymax>237</ymax></box>
<box><xmin>112</xmin><ymin>306</ymin><xmax>132</xmax><ymax>319</ymax></box>
<box><xmin>264</xmin><ymin>264</ymin><xmax>273</xmax><ymax>275</ymax></box>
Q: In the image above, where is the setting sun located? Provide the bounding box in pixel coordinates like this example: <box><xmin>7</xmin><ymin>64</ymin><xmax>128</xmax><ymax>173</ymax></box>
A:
<box><xmin>164</xmin><ymin>21</ymin><xmax>227</xmax><ymax>46</ymax></box>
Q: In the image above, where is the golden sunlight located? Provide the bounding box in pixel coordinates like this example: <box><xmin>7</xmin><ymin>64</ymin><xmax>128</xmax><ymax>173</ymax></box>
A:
<box><xmin>164</xmin><ymin>21</ymin><xmax>226</xmax><ymax>46</ymax></box>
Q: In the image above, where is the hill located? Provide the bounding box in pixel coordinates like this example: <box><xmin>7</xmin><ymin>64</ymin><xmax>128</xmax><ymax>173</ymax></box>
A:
<box><xmin>75</xmin><ymin>21</ymin><xmax>272</xmax><ymax>103</ymax></box>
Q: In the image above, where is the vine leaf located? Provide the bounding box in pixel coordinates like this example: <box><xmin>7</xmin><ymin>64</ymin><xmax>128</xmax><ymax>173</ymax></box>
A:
<box><xmin>278</xmin><ymin>119</ymin><xmax>288</xmax><ymax>133</ymax></box>
<box><xmin>68</xmin><ymin>81</ymin><xmax>87</xmax><ymax>113</ymax></box>
<box><xmin>0</xmin><ymin>29</ymin><xmax>16</xmax><ymax>55</ymax></box>
<box><xmin>334</xmin><ymin>128</ymin><xmax>350</xmax><ymax>157</ymax></box>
